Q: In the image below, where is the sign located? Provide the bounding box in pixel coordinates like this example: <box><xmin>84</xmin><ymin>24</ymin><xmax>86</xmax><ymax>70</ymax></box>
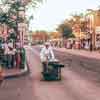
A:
<box><xmin>95</xmin><ymin>26</ymin><xmax>100</xmax><ymax>48</ymax></box>
<box><xmin>95</xmin><ymin>26</ymin><xmax>100</xmax><ymax>34</ymax></box>
<box><xmin>95</xmin><ymin>34</ymin><xmax>100</xmax><ymax>48</ymax></box>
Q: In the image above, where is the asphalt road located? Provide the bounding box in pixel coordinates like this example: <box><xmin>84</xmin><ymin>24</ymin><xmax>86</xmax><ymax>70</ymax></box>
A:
<box><xmin>0</xmin><ymin>46</ymin><xmax>100</xmax><ymax>100</ymax></box>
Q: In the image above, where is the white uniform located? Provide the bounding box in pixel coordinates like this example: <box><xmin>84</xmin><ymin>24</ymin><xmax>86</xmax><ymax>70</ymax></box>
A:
<box><xmin>40</xmin><ymin>46</ymin><xmax>55</xmax><ymax>62</ymax></box>
<box><xmin>4</xmin><ymin>42</ymin><xmax>16</xmax><ymax>55</ymax></box>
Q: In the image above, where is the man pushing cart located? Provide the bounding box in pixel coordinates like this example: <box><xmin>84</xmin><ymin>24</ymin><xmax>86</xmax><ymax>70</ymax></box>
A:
<box><xmin>40</xmin><ymin>42</ymin><xmax>64</xmax><ymax>81</ymax></box>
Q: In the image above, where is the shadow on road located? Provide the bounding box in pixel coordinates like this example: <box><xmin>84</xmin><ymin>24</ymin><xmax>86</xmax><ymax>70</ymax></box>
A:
<box><xmin>54</xmin><ymin>50</ymin><xmax>100</xmax><ymax>84</ymax></box>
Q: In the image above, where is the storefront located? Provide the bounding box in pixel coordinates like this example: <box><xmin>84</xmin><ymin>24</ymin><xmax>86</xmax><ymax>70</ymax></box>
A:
<box><xmin>95</xmin><ymin>27</ymin><xmax>100</xmax><ymax>49</ymax></box>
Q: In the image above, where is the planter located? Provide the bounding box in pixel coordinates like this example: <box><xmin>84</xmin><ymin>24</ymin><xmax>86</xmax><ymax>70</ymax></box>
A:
<box><xmin>20</xmin><ymin>48</ymin><xmax>26</xmax><ymax>69</ymax></box>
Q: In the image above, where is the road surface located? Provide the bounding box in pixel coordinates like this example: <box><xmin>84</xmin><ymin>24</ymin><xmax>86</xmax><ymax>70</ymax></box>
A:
<box><xmin>0</xmin><ymin>46</ymin><xmax>100</xmax><ymax>100</ymax></box>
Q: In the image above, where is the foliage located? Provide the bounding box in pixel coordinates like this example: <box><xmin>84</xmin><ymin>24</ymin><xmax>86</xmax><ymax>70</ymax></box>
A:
<box><xmin>25</xmin><ymin>0</ymin><xmax>44</xmax><ymax>25</ymax></box>
<box><xmin>26</xmin><ymin>0</ymin><xmax>43</xmax><ymax>8</ymax></box>
<box><xmin>0</xmin><ymin>0</ymin><xmax>44</xmax><ymax>22</ymax></box>
<box><xmin>50</xmin><ymin>32</ymin><xmax>61</xmax><ymax>39</ymax></box>
<box><xmin>0</xmin><ymin>0</ymin><xmax>44</xmax><ymax>41</ymax></box>
<box><xmin>68</xmin><ymin>33</ymin><xmax>75</xmax><ymax>38</ymax></box>
<box><xmin>32</xmin><ymin>30</ymin><xmax>48</xmax><ymax>41</ymax></box>
<box><xmin>0</xmin><ymin>13</ymin><xmax>8</xmax><ymax>24</ymax></box>
<box><xmin>7</xmin><ymin>32</ymin><xmax>17</xmax><ymax>41</ymax></box>
<box><xmin>57</xmin><ymin>23</ymin><xmax>74</xmax><ymax>38</ymax></box>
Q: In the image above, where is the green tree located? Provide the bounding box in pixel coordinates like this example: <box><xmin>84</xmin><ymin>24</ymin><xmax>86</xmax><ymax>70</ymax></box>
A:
<box><xmin>70</xmin><ymin>13</ymin><xmax>87</xmax><ymax>32</ymax></box>
<box><xmin>0</xmin><ymin>0</ymin><xmax>43</xmax><ymax>40</ymax></box>
<box><xmin>57</xmin><ymin>23</ymin><xmax>74</xmax><ymax>38</ymax></box>
<box><xmin>0</xmin><ymin>0</ymin><xmax>44</xmax><ymax>26</ymax></box>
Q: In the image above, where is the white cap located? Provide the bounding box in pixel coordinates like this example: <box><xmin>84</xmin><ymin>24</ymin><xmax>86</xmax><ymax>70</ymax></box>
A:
<box><xmin>45</xmin><ymin>42</ymin><xmax>50</xmax><ymax>46</ymax></box>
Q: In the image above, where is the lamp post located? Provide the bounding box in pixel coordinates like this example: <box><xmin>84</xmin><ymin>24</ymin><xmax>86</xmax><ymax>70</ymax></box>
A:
<box><xmin>86</xmin><ymin>9</ymin><xmax>96</xmax><ymax>51</ymax></box>
<box><xmin>17</xmin><ymin>4</ymin><xmax>26</xmax><ymax>47</ymax></box>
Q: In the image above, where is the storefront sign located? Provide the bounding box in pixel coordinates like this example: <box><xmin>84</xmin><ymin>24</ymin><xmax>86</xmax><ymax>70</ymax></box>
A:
<box><xmin>95</xmin><ymin>26</ymin><xmax>100</xmax><ymax>48</ymax></box>
<box><xmin>95</xmin><ymin>34</ymin><xmax>100</xmax><ymax>48</ymax></box>
<box><xmin>95</xmin><ymin>26</ymin><xmax>100</xmax><ymax>34</ymax></box>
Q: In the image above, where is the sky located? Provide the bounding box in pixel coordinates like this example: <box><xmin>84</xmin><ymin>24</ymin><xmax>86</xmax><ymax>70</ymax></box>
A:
<box><xmin>29</xmin><ymin>0</ymin><xmax>100</xmax><ymax>31</ymax></box>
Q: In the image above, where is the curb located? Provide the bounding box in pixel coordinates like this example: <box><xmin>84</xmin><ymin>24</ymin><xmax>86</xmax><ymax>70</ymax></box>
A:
<box><xmin>4</xmin><ymin>61</ymin><xmax>30</xmax><ymax>79</ymax></box>
<box><xmin>3</xmin><ymin>47</ymin><xmax>30</xmax><ymax>79</ymax></box>
<box><xmin>3</xmin><ymin>48</ymin><xmax>30</xmax><ymax>79</ymax></box>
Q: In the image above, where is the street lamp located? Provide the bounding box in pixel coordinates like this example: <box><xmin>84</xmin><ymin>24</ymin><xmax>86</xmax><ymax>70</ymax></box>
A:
<box><xmin>86</xmin><ymin>9</ymin><xmax>96</xmax><ymax>51</ymax></box>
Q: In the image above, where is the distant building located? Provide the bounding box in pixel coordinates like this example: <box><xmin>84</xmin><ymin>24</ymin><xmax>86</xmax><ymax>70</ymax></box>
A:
<box><xmin>85</xmin><ymin>9</ymin><xmax>100</xmax><ymax>49</ymax></box>
<box><xmin>32</xmin><ymin>31</ymin><xmax>49</xmax><ymax>43</ymax></box>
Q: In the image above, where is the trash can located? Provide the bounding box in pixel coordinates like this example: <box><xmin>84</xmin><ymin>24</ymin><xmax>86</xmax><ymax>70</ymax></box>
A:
<box><xmin>42</xmin><ymin>61</ymin><xmax>64</xmax><ymax>81</ymax></box>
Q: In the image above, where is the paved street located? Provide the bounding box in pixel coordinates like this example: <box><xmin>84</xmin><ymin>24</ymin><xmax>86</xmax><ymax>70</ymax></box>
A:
<box><xmin>0</xmin><ymin>46</ymin><xmax>100</xmax><ymax>100</ymax></box>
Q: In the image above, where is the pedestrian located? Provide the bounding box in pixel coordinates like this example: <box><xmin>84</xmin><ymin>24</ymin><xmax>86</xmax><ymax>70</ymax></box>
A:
<box><xmin>82</xmin><ymin>41</ymin><xmax>85</xmax><ymax>49</ymax></box>
<box><xmin>40</xmin><ymin>42</ymin><xmax>55</xmax><ymax>73</ymax></box>
<box><xmin>0</xmin><ymin>38</ymin><xmax>5</xmax><ymax>65</ymax></box>
<box><xmin>85</xmin><ymin>41</ymin><xmax>89</xmax><ymax>50</ymax></box>
<box><xmin>90</xmin><ymin>42</ymin><xmax>93</xmax><ymax>51</ymax></box>
<box><xmin>4</xmin><ymin>41</ymin><xmax>9</xmax><ymax>68</ymax></box>
<box><xmin>15</xmin><ymin>41</ymin><xmax>21</xmax><ymax>68</ymax></box>
<box><xmin>4</xmin><ymin>40</ymin><xmax>16</xmax><ymax>69</ymax></box>
<box><xmin>8</xmin><ymin>40</ymin><xmax>16</xmax><ymax>68</ymax></box>
<box><xmin>0</xmin><ymin>64</ymin><xmax>3</xmax><ymax>85</ymax></box>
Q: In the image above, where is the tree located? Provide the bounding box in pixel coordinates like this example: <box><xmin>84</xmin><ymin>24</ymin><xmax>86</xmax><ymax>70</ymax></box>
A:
<box><xmin>70</xmin><ymin>13</ymin><xmax>87</xmax><ymax>32</ymax></box>
<box><xmin>50</xmin><ymin>31</ymin><xmax>61</xmax><ymax>39</ymax></box>
<box><xmin>57</xmin><ymin>23</ymin><xmax>74</xmax><ymax>38</ymax></box>
<box><xmin>35</xmin><ymin>30</ymin><xmax>48</xmax><ymax>41</ymax></box>
<box><xmin>0</xmin><ymin>0</ymin><xmax>44</xmax><ymax>25</ymax></box>
<box><xmin>0</xmin><ymin>0</ymin><xmax>44</xmax><ymax>40</ymax></box>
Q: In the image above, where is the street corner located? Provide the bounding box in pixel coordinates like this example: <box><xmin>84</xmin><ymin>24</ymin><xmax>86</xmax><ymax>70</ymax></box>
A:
<box><xmin>3</xmin><ymin>62</ymin><xmax>29</xmax><ymax>79</ymax></box>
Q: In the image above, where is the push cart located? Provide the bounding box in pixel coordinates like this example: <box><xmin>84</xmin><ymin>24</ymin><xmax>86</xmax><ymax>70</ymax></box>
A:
<box><xmin>42</xmin><ymin>59</ymin><xmax>64</xmax><ymax>81</ymax></box>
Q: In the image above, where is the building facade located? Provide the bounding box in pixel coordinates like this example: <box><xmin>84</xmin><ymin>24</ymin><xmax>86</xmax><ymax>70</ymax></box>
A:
<box><xmin>85</xmin><ymin>9</ymin><xmax>100</xmax><ymax>49</ymax></box>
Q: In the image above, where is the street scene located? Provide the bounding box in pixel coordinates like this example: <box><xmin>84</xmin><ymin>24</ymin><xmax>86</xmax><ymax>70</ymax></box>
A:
<box><xmin>0</xmin><ymin>0</ymin><xmax>100</xmax><ymax>100</ymax></box>
<box><xmin>1</xmin><ymin>46</ymin><xmax>100</xmax><ymax>100</ymax></box>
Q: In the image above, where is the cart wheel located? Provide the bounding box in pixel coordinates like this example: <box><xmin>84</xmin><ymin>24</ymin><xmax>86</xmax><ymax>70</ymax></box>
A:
<box><xmin>57</xmin><ymin>68</ymin><xmax>61</xmax><ymax>80</ymax></box>
<box><xmin>0</xmin><ymin>79</ymin><xmax>3</xmax><ymax>86</ymax></box>
<box><xmin>57</xmin><ymin>75</ymin><xmax>61</xmax><ymax>80</ymax></box>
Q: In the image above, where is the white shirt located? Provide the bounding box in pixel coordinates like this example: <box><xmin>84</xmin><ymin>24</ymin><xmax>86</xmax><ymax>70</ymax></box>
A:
<box><xmin>40</xmin><ymin>46</ymin><xmax>55</xmax><ymax>62</ymax></box>
<box><xmin>4</xmin><ymin>43</ymin><xmax>16</xmax><ymax>55</ymax></box>
<box><xmin>4</xmin><ymin>43</ymin><xmax>9</xmax><ymax>54</ymax></box>
<box><xmin>8</xmin><ymin>42</ymin><xmax>13</xmax><ymax>49</ymax></box>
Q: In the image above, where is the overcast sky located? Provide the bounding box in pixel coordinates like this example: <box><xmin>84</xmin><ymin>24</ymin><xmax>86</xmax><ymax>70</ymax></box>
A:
<box><xmin>29</xmin><ymin>0</ymin><xmax>100</xmax><ymax>31</ymax></box>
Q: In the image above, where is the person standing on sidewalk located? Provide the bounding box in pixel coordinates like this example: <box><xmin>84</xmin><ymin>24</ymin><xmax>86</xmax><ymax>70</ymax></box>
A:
<box><xmin>8</xmin><ymin>40</ymin><xmax>16</xmax><ymax>68</ymax></box>
<box><xmin>4</xmin><ymin>41</ymin><xmax>9</xmax><ymax>68</ymax></box>
<box><xmin>40</xmin><ymin>42</ymin><xmax>55</xmax><ymax>72</ymax></box>
<box><xmin>15</xmin><ymin>41</ymin><xmax>21</xmax><ymax>69</ymax></box>
<box><xmin>90</xmin><ymin>41</ymin><xmax>93</xmax><ymax>51</ymax></box>
<box><xmin>4</xmin><ymin>40</ymin><xmax>16</xmax><ymax>69</ymax></box>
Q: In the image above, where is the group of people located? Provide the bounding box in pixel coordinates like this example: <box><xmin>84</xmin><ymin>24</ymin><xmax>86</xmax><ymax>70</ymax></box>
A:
<box><xmin>0</xmin><ymin>39</ymin><xmax>22</xmax><ymax>69</ymax></box>
<box><xmin>51</xmin><ymin>39</ymin><xmax>93</xmax><ymax>51</ymax></box>
<box><xmin>0</xmin><ymin>27</ymin><xmax>27</xmax><ymax>71</ymax></box>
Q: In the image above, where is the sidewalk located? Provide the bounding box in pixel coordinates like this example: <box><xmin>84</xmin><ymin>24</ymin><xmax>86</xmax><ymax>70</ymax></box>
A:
<box><xmin>1</xmin><ymin>48</ymin><xmax>29</xmax><ymax>79</ymax></box>
<box><xmin>3</xmin><ymin>64</ymin><xmax>28</xmax><ymax>79</ymax></box>
<box><xmin>54</xmin><ymin>47</ymin><xmax>100</xmax><ymax>60</ymax></box>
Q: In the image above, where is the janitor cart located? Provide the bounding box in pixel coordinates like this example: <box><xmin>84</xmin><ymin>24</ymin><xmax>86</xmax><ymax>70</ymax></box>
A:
<box><xmin>42</xmin><ymin>59</ymin><xmax>64</xmax><ymax>81</ymax></box>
